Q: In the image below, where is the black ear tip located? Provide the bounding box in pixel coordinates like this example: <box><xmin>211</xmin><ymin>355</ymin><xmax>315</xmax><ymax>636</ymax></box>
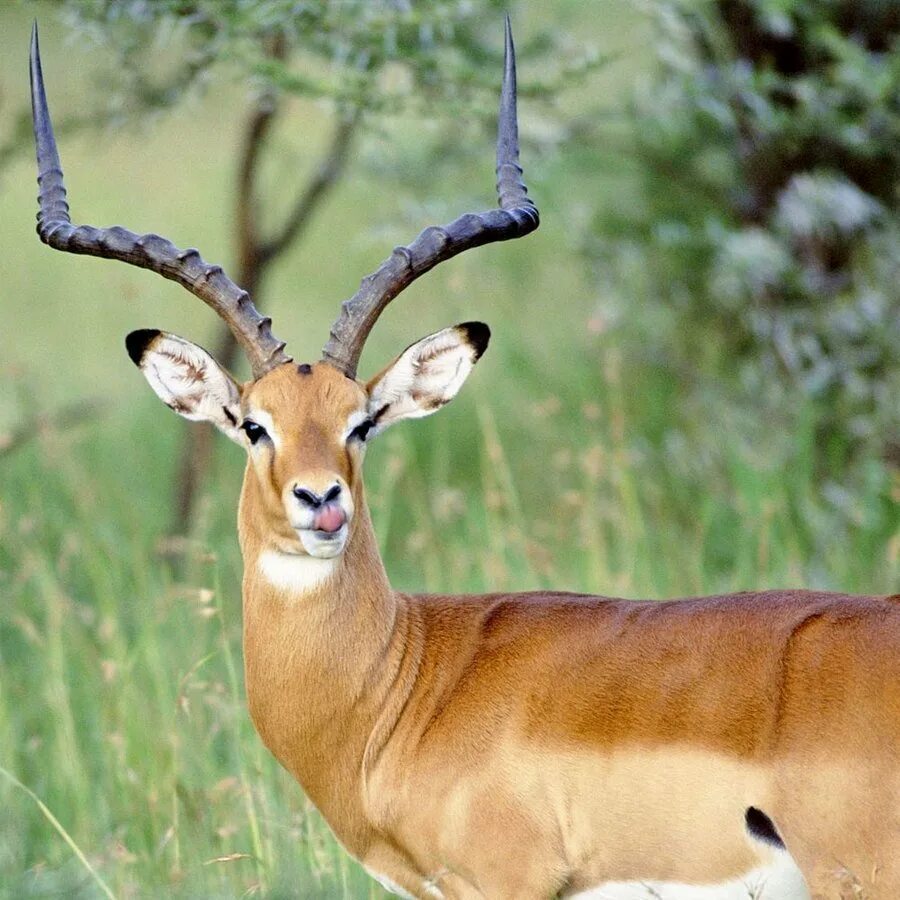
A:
<box><xmin>459</xmin><ymin>321</ymin><xmax>490</xmax><ymax>361</ymax></box>
<box><xmin>125</xmin><ymin>329</ymin><xmax>161</xmax><ymax>365</ymax></box>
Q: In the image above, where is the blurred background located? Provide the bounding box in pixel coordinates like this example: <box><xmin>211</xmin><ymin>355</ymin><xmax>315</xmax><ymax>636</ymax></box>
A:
<box><xmin>0</xmin><ymin>0</ymin><xmax>897</xmax><ymax>896</ymax></box>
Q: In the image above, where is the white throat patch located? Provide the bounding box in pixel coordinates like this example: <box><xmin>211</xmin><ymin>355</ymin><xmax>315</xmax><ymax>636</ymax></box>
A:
<box><xmin>258</xmin><ymin>549</ymin><xmax>337</xmax><ymax>596</ymax></box>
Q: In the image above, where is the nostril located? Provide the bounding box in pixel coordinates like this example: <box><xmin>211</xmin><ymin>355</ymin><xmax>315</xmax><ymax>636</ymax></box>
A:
<box><xmin>292</xmin><ymin>486</ymin><xmax>321</xmax><ymax>508</ymax></box>
<box><xmin>323</xmin><ymin>484</ymin><xmax>342</xmax><ymax>504</ymax></box>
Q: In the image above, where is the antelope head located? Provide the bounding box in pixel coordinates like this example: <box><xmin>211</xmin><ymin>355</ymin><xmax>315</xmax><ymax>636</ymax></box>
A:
<box><xmin>30</xmin><ymin>19</ymin><xmax>538</xmax><ymax>563</ymax></box>
<box><xmin>123</xmin><ymin>323</ymin><xmax>489</xmax><ymax>560</ymax></box>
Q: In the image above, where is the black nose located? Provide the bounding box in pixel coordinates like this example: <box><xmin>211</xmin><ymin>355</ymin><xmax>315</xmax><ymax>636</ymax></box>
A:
<box><xmin>293</xmin><ymin>484</ymin><xmax>342</xmax><ymax>508</ymax></box>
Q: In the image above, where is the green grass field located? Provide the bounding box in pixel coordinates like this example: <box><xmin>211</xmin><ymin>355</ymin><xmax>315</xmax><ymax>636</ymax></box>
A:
<box><xmin>1</xmin><ymin>4</ymin><xmax>897</xmax><ymax>898</ymax></box>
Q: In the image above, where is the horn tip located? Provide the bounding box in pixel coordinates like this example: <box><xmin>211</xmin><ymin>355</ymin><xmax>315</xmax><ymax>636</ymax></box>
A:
<box><xmin>30</xmin><ymin>20</ymin><xmax>41</xmax><ymax>71</ymax></box>
<box><xmin>30</xmin><ymin>20</ymin><xmax>44</xmax><ymax>96</ymax></box>
<box><xmin>501</xmin><ymin>15</ymin><xmax>517</xmax><ymax>98</ymax></box>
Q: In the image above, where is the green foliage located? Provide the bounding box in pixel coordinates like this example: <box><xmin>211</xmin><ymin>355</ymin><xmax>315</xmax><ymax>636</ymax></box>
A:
<box><xmin>591</xmin><ymin>0</ymin><xmax>900</xmax><ymax>457</ymax></box>
<box><xmin>2</xmin><ymin>2</ymin><xmax>897</xmax><ymax>896</ymax></box>
<box><xmin>1</xmin><ymin>0</ymin><xmax>601</xmax><ymax>193</ymax></box>
<box><xmin>2</xmin><ymin>358</ymin><xmax>896</xmax><ymax>896</ymax></box>
<box><xmin>51</xmin><ymin>0</ymin><xmax>596</xmax><ymax>119</ymax></box>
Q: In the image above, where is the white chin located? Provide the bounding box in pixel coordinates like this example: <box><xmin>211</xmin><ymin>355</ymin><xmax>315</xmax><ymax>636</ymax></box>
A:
<box><xmin>298</xmin><ymin>525</ymin><xmax>348</xmax><ymax>559</ymax></box>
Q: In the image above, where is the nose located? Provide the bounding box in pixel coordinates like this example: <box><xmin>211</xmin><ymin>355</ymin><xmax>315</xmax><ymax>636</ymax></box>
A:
<box><xmin>292</xmin><ymin>483</ymin><xmax>342</xmax><ymax>509</ymax></box>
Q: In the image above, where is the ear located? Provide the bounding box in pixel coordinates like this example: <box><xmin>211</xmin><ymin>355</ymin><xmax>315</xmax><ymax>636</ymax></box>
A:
<box><xmin>365</xmin><ymin>322</ymin><xmax>489</xmax><ymax>433</ymax></box>
<box><xmin>126</xmin><ymin>329</ymin><xmax>243</xmax><ymax>444</ymax></box>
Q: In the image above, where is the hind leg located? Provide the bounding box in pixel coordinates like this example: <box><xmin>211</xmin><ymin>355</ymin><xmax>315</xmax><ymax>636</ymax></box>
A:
<box><xmin>772</xmin><ymin>756</ymin><xmax>900</xmax><ymax>900</ymax></box>
<box><xmin>797</xmin><ymin>858</ymin><xmax>899</xmax><ymax>900</ymax></box>
<box><xmin>785</xmin><ymin>823</ymin><xmax>900</xmax><ymax>900</ymax></box>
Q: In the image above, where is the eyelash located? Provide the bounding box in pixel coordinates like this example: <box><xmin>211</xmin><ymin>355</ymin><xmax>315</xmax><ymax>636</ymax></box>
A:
<box><xmin>348</xmin><ymin>419</ymin><xmax>374</xmax><ymax>442</ymax></box>
<box><xmin>241</xmin><ymin>420</ymin><xmax>268</xmax><ymax>445</ymax></box>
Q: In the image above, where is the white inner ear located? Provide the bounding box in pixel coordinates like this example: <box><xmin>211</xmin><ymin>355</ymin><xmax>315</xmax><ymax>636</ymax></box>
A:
<box><xmin>139</xmin><ymin>333</ymin><xmax>242</xmax><ymax>442</ymax></box>
<box><xmin>367</xmin><ymin>326</ymin><xmax>479</xmax><ymax>431</ymax></box>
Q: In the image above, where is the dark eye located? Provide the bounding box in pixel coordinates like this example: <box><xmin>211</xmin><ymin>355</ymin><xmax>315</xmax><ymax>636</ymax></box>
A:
<box><xmin>241</xmin><ymin>420</ymin><xmax>268</xmax><ymax>445</ymax></box>
<box><xmin>348</xmin><ymin>419</ymin><xmax>374</xmax><ymax>443</ymax></box>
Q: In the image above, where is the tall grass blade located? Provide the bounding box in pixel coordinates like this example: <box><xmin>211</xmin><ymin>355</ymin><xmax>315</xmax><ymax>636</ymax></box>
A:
<box><xmin>0</xmin><ymin>764</ymin><xmax>117</xmax><ymax>900</ymax></box>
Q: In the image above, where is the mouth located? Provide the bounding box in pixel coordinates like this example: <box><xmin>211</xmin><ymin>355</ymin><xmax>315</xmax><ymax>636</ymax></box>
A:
<box><xmin>287</xmin><ymin>498</ymin><xmax>351</xmax><ymax>560</ymax></box>
<box><xmin>296</xmin><ymin>522</ymin><xmax>348</xmax><ymax>559</ymax></box>
<box><xmin>310</xmin><ymin>525</ymin><xmax>345</xmax><ymax>541</ymax></box>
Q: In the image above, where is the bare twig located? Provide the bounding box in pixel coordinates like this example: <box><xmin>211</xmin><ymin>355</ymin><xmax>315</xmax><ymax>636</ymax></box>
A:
<box><xmin>258</xmin><ymin>110</ymin><xmax>359</xmax><ymax>266</ymax></box>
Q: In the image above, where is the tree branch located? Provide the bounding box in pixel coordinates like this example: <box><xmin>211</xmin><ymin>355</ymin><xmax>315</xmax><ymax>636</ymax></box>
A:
<box><xmin>235</xmin><ymin>31</ymin><xmax>286</xmax><ymax>277</ymax></box>
<box><xmin>258</xmin><ymin>109</ymin><xmax>360</xmax><ymax>266</ymax></box>
<box><xmin>235</xmin><ymin>98</ymin><xmax>279</xmax><ymax>271</ymax></box>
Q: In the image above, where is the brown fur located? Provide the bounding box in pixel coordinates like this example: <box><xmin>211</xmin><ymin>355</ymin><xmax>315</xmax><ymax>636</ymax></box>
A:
<box><xmin>229</xmin><ymin>363</ymin><xmax>897</xmax><ymax>898</ymax></box>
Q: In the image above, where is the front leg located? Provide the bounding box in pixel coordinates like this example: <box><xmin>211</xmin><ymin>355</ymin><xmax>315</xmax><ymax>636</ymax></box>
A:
<box><xmin>362</xmin><ymin>845</ymin><xmax>441</xmax><ymax>900</ymax></box>
<box><xmin>363</xmin><ymin>845</ymin><xmax>489</xmax><ymax>900</ymax></box>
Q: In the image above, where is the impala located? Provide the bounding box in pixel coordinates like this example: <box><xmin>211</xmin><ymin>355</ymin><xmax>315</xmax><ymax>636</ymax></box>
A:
<box><xmin>30</xmin><ymin>19</ymin><xmax>900</xmax><ymax>900</ymax></box>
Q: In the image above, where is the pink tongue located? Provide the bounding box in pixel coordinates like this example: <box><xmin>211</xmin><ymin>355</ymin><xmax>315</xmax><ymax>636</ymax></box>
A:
<box><xmin>313</xmin><ymin>505</ymin><xmax>346</xmax><ymax>533</ymax></box>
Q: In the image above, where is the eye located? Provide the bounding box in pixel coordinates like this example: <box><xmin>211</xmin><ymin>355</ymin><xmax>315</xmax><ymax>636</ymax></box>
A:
<box><xmin>241</xmin><ymin>420</ymin><xmax>268</xmax><ymax>446</ymax></box>
<box><xmin>348</xmin><ymin>418</ymin><xmax>374</xmax><ymax>443</ymax></box>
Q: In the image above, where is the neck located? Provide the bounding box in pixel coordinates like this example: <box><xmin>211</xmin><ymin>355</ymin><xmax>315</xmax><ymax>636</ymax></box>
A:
<box><xmin>237</xmin><ymin>477</ymin><xmax>410</xmax><ymax>846</ymax></box>
<box><xmin>240</xmin><ymin>494</ymin><xmax>393</xmax><ymax>611</ymax></box>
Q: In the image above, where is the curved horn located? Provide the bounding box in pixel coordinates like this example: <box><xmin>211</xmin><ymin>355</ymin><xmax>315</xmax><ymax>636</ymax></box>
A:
<box><xmin>321</xmin><ymin>15</ymin><xmax>539</xmax><ymax>379</ymax></box>
<box><xmin>29</xmin><ymin>22</ymin><xmax>291</xmax><ymax>379</ymax></box>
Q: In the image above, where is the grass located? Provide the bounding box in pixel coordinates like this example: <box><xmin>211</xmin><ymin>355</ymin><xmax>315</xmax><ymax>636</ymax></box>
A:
<box><xmin>1</xmin><ymin>365</ymin><xmax>896</xmax><ymax>898</ymax></box>
<box><xmin>1</xmin><ymin>3</ymin><xmax>898</xmax><ymax>898</ymax></box>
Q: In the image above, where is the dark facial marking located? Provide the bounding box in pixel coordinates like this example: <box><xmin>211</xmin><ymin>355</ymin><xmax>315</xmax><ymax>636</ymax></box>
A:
<box><xmin>222</xmin><ymin>406</ymin><xmax>237</xmax><ymax>426</ymax></box>
<box><xmin>348</xmin><ymin>418</ymin><xmax>374</xmax><ymax>442</ymax></box>
<box><xmin>297</xmin><ymin>363</ymin><xmax>312</xmax><ymax>375</ymax></box>
<box><xmin>241</xmin><ymin>420</ymin><xmax>268</xmax><ymax>445</ymax></box>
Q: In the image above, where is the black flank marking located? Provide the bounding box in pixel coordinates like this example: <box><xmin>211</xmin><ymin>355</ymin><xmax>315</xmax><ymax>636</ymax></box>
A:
<box><xmin>297</xmin><ymin>363</ymin><xmax>312</xmax><ymax>375</ymax></box>
<box><xmin>458</xmin><ymin>321</ymin><xmax>490</xmax><ymax>360</ymax></box>
<box><xmin>745</xmin><ymin>807</ymin><xmax>785</xmax><ymax>848</ymax></box>
<box><xmin>222</xmin><ymin>406</ymin><xmax>237</xmax><ymax>426</ymax></box>
<box><xmin>125</xmin><ymin>329</ymin><xmax>162</xmax><ymax>365</ymax></box>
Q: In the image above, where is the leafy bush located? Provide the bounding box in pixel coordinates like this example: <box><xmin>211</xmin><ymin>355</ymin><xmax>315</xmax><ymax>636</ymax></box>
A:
<box><xmin>592</xmin><ymin>0</ymin><xmax>899</xmax><ymax>461</ymax></box>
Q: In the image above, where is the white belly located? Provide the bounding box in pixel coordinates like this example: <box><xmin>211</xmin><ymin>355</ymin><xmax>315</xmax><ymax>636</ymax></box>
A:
<box><xmin>570</xmin><ymin>851</ymin><xmax>809</xmax><ymax>899</ymax></box>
